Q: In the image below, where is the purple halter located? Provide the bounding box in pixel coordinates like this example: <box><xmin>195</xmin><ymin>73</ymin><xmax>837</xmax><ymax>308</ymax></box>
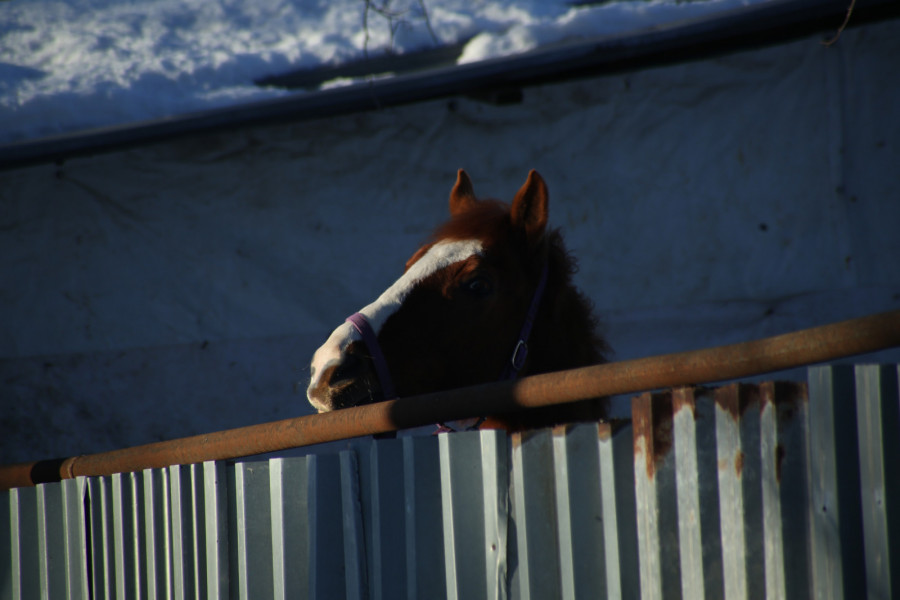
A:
<box><xmin>345</xmin><ymin>312</ymin><xmax>397</xmax><ymax>401</ymax></box>
<box><xmin>346</xmin><ymin>262</ymin><xmax>549</xmax><ymax>416</ymax></box>
<box><xmin>500</xmin><ymin>262</ymin><xmax>549</xmax><ymax>381</ymax></box>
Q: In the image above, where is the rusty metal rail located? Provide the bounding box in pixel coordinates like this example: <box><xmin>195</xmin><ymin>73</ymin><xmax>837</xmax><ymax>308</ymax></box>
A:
<box><xmin>2</xmin><ymin>309</ymin><xmax>899</xmax><ymax>490</ymax></box>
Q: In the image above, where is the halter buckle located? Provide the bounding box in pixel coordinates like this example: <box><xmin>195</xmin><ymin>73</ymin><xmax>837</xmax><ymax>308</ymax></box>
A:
<box><xmin>511</xmin><ymin>339</ymin><xmax>529</xmax><ymax>371</ymax></box>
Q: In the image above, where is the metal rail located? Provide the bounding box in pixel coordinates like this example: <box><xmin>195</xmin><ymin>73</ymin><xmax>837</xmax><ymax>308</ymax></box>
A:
<box><xmin>2</xmin><ymin>309</ymin><xmax>899</xmax><ymax>490</ymax></box>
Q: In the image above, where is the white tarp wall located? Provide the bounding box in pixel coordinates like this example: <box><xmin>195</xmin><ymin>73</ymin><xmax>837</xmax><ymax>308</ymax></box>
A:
<box><xmin>1</xmin><ymin>19</ymin><xmax>899</xmax><ymax>464</ymax></box>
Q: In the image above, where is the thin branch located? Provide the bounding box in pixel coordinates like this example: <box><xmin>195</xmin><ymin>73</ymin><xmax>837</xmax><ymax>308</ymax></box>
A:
<box><xmin>363</xmin><ymin>0</ymin><xmax>370</xmax><ymax>59</ymax></box>
<box><xmin>417</xmin><ymin>0</ymin><xmax>439</xmax><ymax>46</ymax></box>
<box><xmin>362</xmin><ymin>0</ymin><xmax>439</xmax><ymax>58</ymax></box>
<box><xmin>822</xmin><ymin>0</ymin><xmax>856</xmax><ymax>46</ymax></box>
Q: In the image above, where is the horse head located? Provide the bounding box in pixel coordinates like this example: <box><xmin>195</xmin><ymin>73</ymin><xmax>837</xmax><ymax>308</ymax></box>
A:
<box><xmin>307</xmin><ymin>170</ymin><xmax>607</xmax><ymax>426</ymax></box>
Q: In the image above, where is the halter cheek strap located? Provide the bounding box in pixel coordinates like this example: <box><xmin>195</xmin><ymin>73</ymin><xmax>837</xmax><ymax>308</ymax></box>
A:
<box><xmin>346</xmin><ymin>312</ymin><xmax>398</xmax><ymax>401</ymax></box>
<box><xmin>501</xmin><ymin>262</ymin><xmax>549</xmax><ymax>380</ymax></box>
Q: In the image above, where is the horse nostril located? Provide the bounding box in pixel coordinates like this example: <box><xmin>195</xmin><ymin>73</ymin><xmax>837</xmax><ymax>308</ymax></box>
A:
<box><xmin>331</xmin><ymin>351</ymin><xmax>363</xmax><ymax>385</ymax></box>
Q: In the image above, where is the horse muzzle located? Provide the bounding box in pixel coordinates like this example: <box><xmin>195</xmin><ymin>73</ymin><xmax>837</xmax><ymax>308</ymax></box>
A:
<box><xmin>307</xmin><ymin>339</ymin><xmax>384</xmax><ymax>412</ymax></box>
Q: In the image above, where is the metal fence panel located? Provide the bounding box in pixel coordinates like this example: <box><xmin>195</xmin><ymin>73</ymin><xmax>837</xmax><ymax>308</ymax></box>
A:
<box><xmin>9</xmin><ymin>486</ymin><xmax>40</xmax><ymax>600</ymax></box>
<box><xmin>306</xmin><ymin>452</ymin><xmax>347</xmax><ymax>599</ymax></box>
<box><xmin>111</xmin><ymin>472</ymin><xmax>140</xmax><ymax>599</ymax></box>
<box><xmin>140</xmin><ymin>468</ymin><xmax>169</xmax><ymax>599</ymax></box>
<box><xmin>202</xmin><ymin>461</ymin><xmax>228</xmax><ymax>600</ymax></box>
<box><xmin>1</xmin><ymin>487</ymin><xmax>9</xmax><ymax>600</ymax></box>
<box><xmin>854</xmin><ymin>364</ymin><xmax>900</xmax><ymax>600</ymax></box>
<box><xmin>365</xmin><ymin>438</ymin><xmax>406</xmax><ymax>600</ymax></box>
<box><xmin>673</xmin><ymin>387</ymin><xmax>725</xmax><ymax>600</ymax></box>
<box><xmin>338</xmin><ymin>449</ymin><xmax>367</xmax><ymax>599</ymax></box>
<box><xmin>3</xmin><ymin>365</ymin><xmax>898</xmax><ymax>599</ymax></box>
<box><xmin>598</xmin><ymin>420</ymin><xmax>641</xmax><ymax>599</ymax></box>
<box><xmin>269</xmin><ymin>457</ymin><xmax>307</xmax><ymax>599</ymax></box>
<box><xmin>632</xmin><ymin>382</ymin><xmax>811</xmax><ymax>600</ymax></box>
<box><xmin>633</xmin><ymin>391</ymin><xmax>682</xmax><ymax>600</ymax></box>
<box><xmin>509</xmin><ymin>428</ymin><xmax>561</xmax><ymax>599</ymax></box>
<box><xmin>437</xmin><ymin>430</ymin><xmax>508</xmax><ymax>600</ymax></box>
<box><xmin>807</xmin><ymin>366</ymin><xmax>867</xmax><ymax>600</ymax></box>
<box><xmin>760</xmin><ymin>381</ymin><xmax>811</xmax><ymax>600</ymax></box>
<box><xmin>551</xmin><ymin>424</ymin><xmax>607</xmax><ymax>598</ymax></box>
<box><xmin>0</xmin><ymin>490</ymin><xmax>7</xmax><ymax>600</ymax></box>
<box><xmin>713</xmin><ymin>384</ymin><xmax>757</xmax><ymax>600</ymax></box>
<box><xmin>509</xmin><ymin>422</ymin><xmax>640</xmax><ymax>600</ymax></box>
<box><xmin>169</xmin><ymin>464</ymin><xmax>199</xmax><ymax>599</ymax></box>
<box><xmin>36</xmin><ymin>483</ymin><xmax>66</xmax><ymax>597</ymax></box>
<box><xmin>230</xmin><ymin>460</ymin><xmax>273</xmax><ymax>599</ymax></box>
<box><xmin>401</xmin><ymin>435</ymin><xmax>446</xmax><ymax>600</ymax></box>
<box><xmin>62</xmin><ymin>478</ymin><xmax>90</xmax><ymax>599</ymax></box>
<box><xmin>87</xmin><ymin>476</ymin><xmax>114</xmax><ymax>599</ymax></box>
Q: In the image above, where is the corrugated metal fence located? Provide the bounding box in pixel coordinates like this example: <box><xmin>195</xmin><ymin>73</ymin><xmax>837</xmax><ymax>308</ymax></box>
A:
<box><xmin>3</xmin><ymin>364</ymin><xmax>899</xmax><ymax>599</ymax></box>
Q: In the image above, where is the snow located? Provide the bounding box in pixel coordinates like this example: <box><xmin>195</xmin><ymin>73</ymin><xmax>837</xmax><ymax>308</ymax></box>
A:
<box><xmin>1</xmin><ymin>0</ymin><xmax>761</xmax><ymax>145</ymax></box>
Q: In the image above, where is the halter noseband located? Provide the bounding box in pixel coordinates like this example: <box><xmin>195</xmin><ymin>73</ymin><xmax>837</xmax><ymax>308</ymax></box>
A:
<box><xmin>345</xmin><ymin>312</ymin><xmax>397</xmax><ymax>401</ymax></box>
<box><xmin>346</xmin><ymin>262</ymin><xmax>550</xmax><ymax>428</ymax></box>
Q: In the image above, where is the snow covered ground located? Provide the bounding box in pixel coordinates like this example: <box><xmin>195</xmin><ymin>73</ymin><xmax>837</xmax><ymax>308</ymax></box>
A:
<box><xmin>1</xmin><ymin>0</ymin><xmax>763</xmax><ymax>145</ymax></box>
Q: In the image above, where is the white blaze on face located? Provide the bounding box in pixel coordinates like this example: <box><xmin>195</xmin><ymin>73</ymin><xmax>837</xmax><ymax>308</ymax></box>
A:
<box><xmin>307</xmin><ymin>239</ymin><xmax>483</xmax><ymax>409</ymax></box>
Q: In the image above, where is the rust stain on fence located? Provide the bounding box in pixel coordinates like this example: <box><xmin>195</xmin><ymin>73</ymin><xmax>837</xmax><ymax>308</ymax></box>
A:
<box><xmin>761</xmin><ymin>381</ymin><xmax>807</xmax><ymax>484</ymax></box>
<box><xmin>632</xmin><ymin>391</ymin><xmax>675</xmax><ymax>480</ymax></box>
<box><xmin>762</xmin><ymin>381</ymin><xmax>808</xmax><ymax>431</ymax></box>
<box><xmin>734</xmin><ymin>450</ymin><xmax>745</xmax><ymax>476</ymax></box>
<box><xmin>672</xmin><ymin>386</ymin><xmax>699</xmax><ymax>419</ymax></box>
<box><xmin>715</xmin><ymin>383</ymin><xmax>761</xmax><ymax>422</ymax></box>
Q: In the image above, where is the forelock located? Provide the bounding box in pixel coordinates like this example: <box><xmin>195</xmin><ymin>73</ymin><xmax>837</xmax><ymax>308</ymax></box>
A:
<box><xmin>430</xmin><ymin>200</ymin><xmax>512</xmax><ymax>246</ymax></box>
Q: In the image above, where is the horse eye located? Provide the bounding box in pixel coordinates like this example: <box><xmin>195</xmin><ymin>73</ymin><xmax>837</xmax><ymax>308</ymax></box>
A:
<box><xmin>463</xmin><ymin>276</ymin><xmax>492</xmax><ymax>296</ymax></box>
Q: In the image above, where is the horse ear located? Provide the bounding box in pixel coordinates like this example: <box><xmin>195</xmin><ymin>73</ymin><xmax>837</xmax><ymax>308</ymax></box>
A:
<box><xmin>449</xmin><ymin>169</ymin><xmax>478</xmax><ymax>216</ymax></box>
<box><xmin>511</xmin><ymin>170</ymin><xmax>549</xmax><ymax>240</ymax></box>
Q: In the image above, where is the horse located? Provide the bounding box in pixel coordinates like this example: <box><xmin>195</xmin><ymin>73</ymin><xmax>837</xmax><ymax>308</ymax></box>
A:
<box><xmin>306</xmin><ymin>169</ymin><xmax>609</xmax><ymax>430</ymax></box>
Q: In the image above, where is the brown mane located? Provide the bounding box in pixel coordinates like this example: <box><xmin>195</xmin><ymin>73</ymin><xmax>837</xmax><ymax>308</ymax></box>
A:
<box><xmin>432</xmin><ymin>199</ymin><xmax>512</xmax><ymax>244</ymax></box>
<box><xmin>531</xmin><ymin>228</ymin><xmax>610</xmax><ymax>372</ymax></box>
